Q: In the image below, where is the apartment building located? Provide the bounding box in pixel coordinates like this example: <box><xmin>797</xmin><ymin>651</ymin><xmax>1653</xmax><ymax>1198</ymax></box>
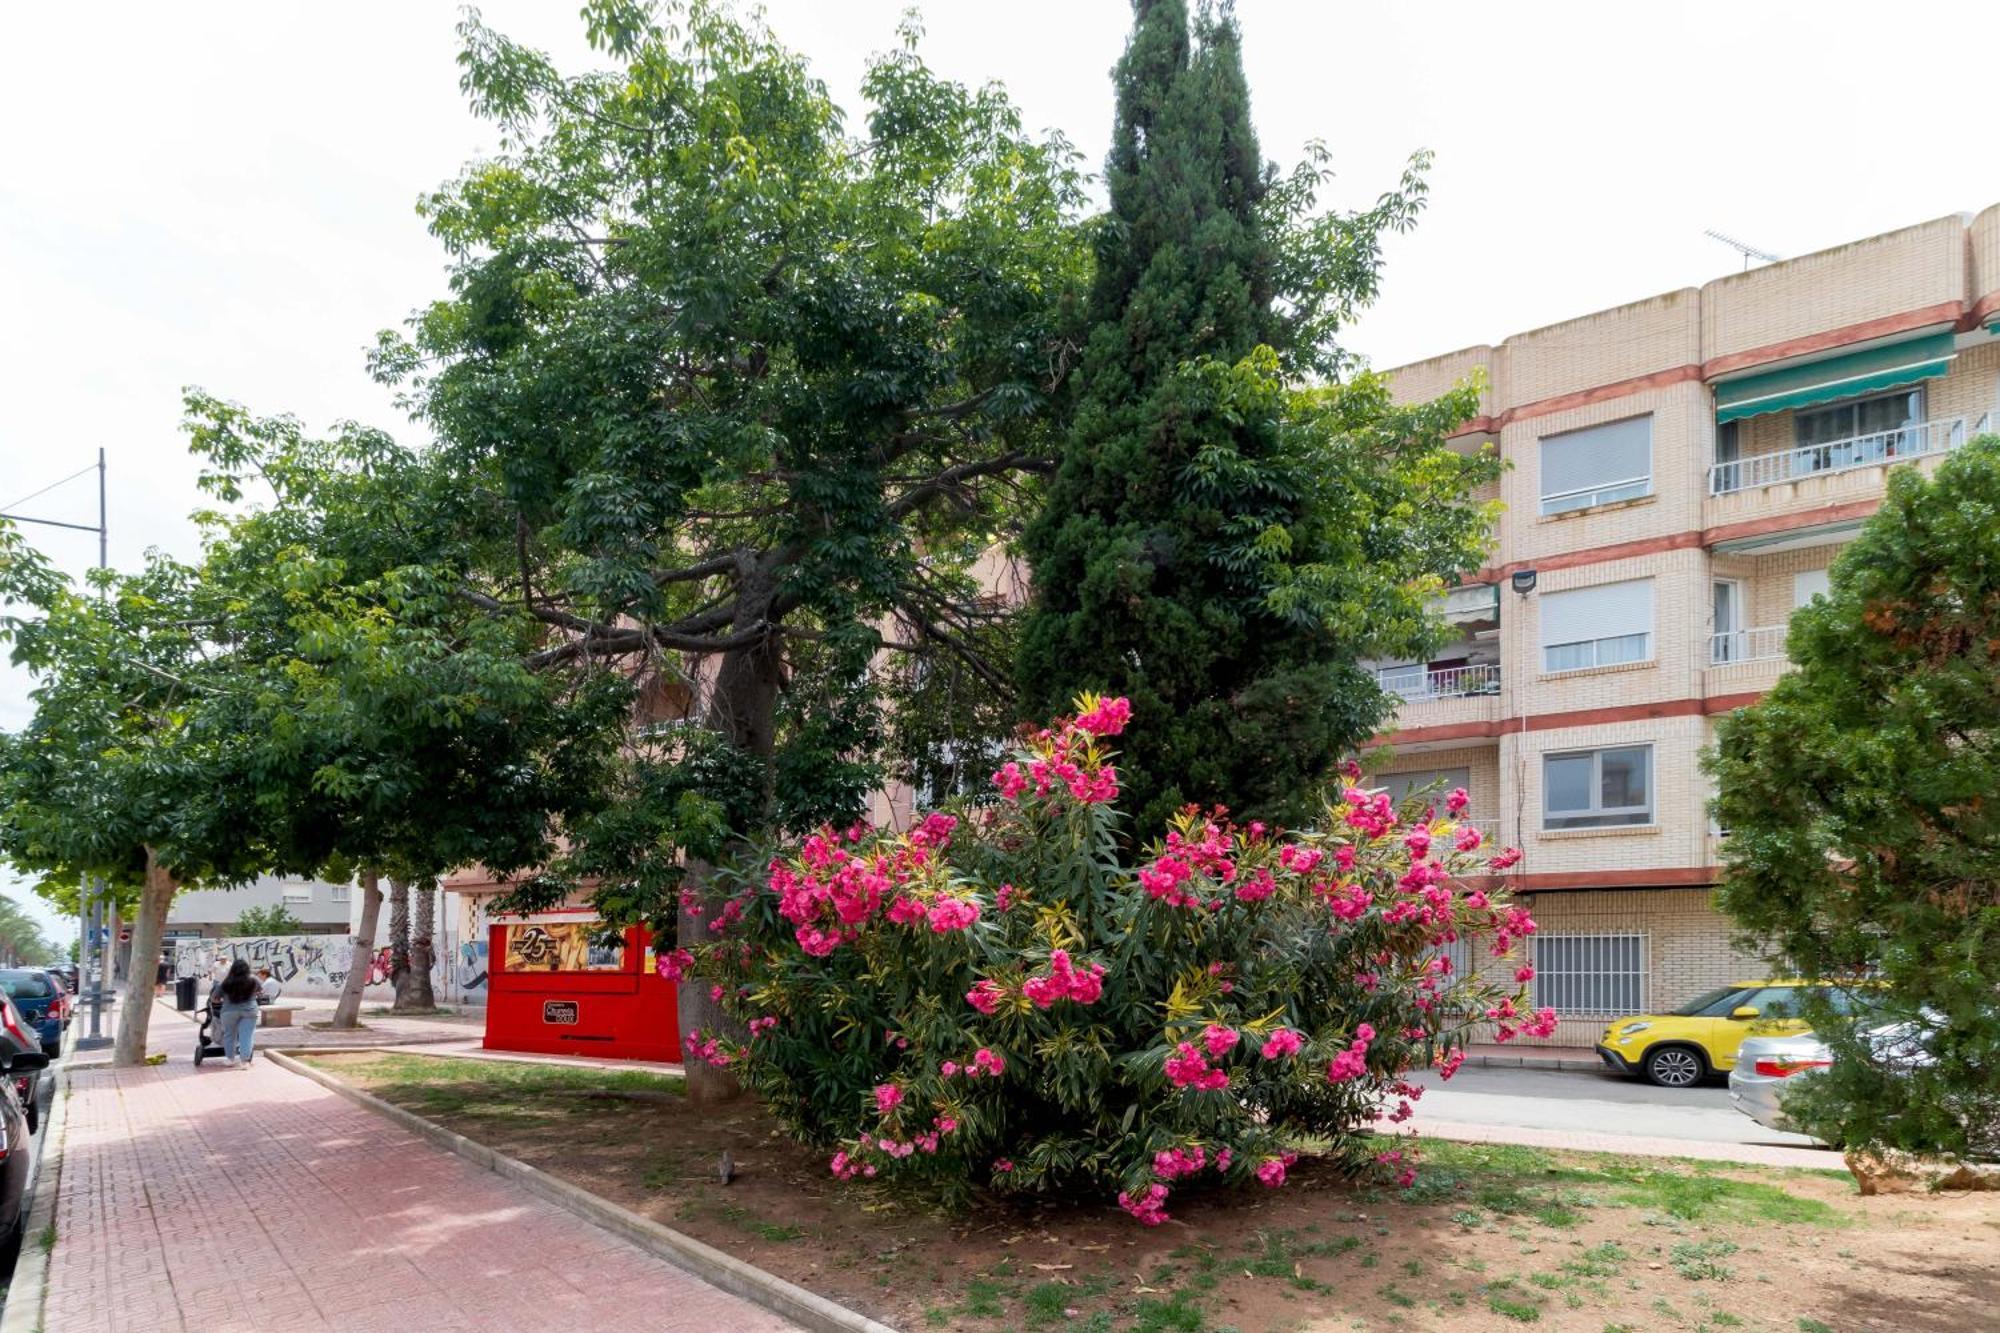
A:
<box><xmin>1375</xmin><ymin>205</ymin><xmax>2000</xmax><ymax>1046</ymax></box>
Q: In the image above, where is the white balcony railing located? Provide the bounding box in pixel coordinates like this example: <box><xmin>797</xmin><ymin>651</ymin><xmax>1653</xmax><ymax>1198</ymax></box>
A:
<box><xmin>1708</xmin><ymin>625</ymin><xmax>1788</xmax><ymax>665</ymax></box>
<box><xmin>1379</xmin><ymin>663</ymin><xmax>1501</xmax><ymax>703</ymax></box>
<box><xmin>1709</xmin><ymin>417</ymin><xmax>1964</xmax><ymax>496</ymax></box>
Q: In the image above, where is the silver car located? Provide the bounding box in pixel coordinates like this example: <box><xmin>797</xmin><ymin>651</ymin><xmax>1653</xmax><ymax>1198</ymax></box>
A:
<box><xmin>1728</xmin><ymin>1031</ymin><xmax>1832</xmax><ymax>1134</ymax></box>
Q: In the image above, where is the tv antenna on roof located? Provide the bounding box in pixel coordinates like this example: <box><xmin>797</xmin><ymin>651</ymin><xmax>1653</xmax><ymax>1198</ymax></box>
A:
<box><xmin>1704</xmin><ymin>228</ymin><xmax>1782</xmax><ymax>271</ymax></box>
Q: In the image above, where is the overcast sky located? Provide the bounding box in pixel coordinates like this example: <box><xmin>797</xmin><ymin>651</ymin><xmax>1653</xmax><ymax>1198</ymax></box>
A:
<box><xmin>5</xmin><ymin>1</ymin><xmax>1998</xmax><ymax>943</ymax></box>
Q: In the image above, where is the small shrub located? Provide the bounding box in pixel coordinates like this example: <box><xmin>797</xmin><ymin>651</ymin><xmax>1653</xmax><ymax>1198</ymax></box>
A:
<box><xmin>687</xmin><ymin>699</ymin><xmax>1544</xmax><ymax>1222</ymax></box>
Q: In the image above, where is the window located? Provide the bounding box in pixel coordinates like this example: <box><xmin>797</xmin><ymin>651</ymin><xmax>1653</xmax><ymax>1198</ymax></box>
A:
<box><xmin>1710</xmin><ymin>580</ymin><xmax>1745</xmax><ymax>664</ymax></box>
<box><xmin>330</xmin><ymin>884</ymin><xmax>351</xmax><ymax>905</ymax></box>
<box><xmin>280</xmin><ymin>884</ymin><xmax>312</xmax><ymax>904</ymax></box>
<box><xmin>1793</xmin><ymin>568</ymin><xmax>1830</xmax><ymax>608</ymax></box>
<box><xmin>1533</xmin><ymin>935</ymin><xmax>1645</xmax><ymax>1014</ymax></box>
<box><xmin>1379</xmin><ymin>768</ymin><xmax>1472</xmax><ymax>809</ymax></box>
<box><xmin>1539</xmin><ymin>416</ymin><xmax>1652</xmax><ymax>515</ymax></box>
<box><xmin>1793</xmin><ymin>387</ymin><xmax>1924</xmax><ymax>469</ymax></box>
<box><xmin>1540</xmin><ymin>579</ymin><xmax>1654</xmax><ymax>672</ymax></box>
<box><xmin>1543</xmin><ymin>745</ymin><xmax>1653</xmax><ymax>829</ymax></box>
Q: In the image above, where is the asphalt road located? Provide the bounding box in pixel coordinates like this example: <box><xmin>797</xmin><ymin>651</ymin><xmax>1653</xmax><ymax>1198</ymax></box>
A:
<box><xmin>1400</xmin><ymin>1065</ymin><xmax>1829</xmax><ymax>1151</ymax></box>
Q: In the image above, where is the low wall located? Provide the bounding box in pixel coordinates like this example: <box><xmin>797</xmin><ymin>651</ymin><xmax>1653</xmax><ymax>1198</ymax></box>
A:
<box><xmin>175</xmin><ymin>934</ymin><xmax>401</xmax><ymax>1001</ymax></box>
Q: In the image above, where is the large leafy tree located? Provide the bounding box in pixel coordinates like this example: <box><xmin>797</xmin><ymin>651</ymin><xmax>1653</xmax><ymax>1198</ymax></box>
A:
<box><xmin>0</xmin><ymin>534</ymin><xmax>271</xmax><ymax>1064</ymax></box>
<box><xmin>1017</xmin><ymin>0</ymin><xmax>1498</xmax><ymax>835</ymax></box>
<box><xmin>1708</xmin><ymin>436</ymin><xmax>2000</xmax><ymax>1161</ymax></box>
<box><xmin>182</xmin><ymin>400</ymin><xmax>630</xmax><ymax>1028</ymax></box>
<box><xmin>256</xmin><ymin>1</ymin><xmax>1093</xmax><ymax>1097</ymax></box>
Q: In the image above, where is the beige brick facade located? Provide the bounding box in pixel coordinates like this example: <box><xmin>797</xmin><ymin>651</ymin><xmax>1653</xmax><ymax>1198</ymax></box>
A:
<box><xmin>1379</xmin><ymin>205</ymin><xmax>2000</xmax><ymax>1040</ymax></box>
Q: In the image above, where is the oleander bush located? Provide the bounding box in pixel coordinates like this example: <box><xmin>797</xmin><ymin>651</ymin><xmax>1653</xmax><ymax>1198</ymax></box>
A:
<box><xmin>674</xmin><ymin>698</ymin><xmax>1549</xmax><ymax>1220</ymax></box>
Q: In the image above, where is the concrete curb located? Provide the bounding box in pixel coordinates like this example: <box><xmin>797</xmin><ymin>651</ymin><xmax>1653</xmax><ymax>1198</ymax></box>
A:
<box><xmin>2</xmin><ymin>1025</ymin><xmax>80</xmax><ymax>1333</ymax></box>
<box><xmin>267</xmin><ymin>1049</ymin><xmax>897</xmax><ymax>1333</ymax></box>
<box><xmin>1463</xmin><ymin>1052</ymin><xmax>1604</xmax><ymax>1072</ymax></box>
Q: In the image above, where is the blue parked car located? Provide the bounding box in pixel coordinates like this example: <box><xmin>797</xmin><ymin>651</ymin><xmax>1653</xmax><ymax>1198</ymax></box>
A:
<box><xmin>0</xmin><ymin>970</ymin><xmax>64</xmax><ymax>1056</ymax></box>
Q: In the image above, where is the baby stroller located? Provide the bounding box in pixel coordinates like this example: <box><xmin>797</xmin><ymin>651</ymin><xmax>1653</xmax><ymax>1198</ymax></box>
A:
<box><xmin>192</xmin><ymin>987</ymin><xmax>229</xmax><ymax>1065</ymax></box>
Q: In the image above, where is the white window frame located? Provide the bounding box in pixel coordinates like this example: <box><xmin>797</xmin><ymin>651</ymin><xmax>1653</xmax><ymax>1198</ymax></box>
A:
<box><xmin>1539</xmin><ymin>417</ymin><xmax>1653</xmax><ymax>515</ymax></box>
<box><xmin>1540</xmin><ymin>579</ymin><xmax>1655</xmax><ymax>673</ymax></box>
<box><xmin>280</xmin><ymin>884</ymin><xmax>313</xmax><ymax>905</ymax></box>
<box><xmin>1532</xmin><ymin>934</ymin><xmax>1647</xmax><ymax>1015</ymax></box>
<box><xmin>330</xmin><ymin>884</ymin><xmax>351</xmax><ymax>905</ymax></box>
<box><xmin>1542</xmin><ymin>744</ymin><xmax>1654</xmax><ymax>830</ymax></box>
<box><xmin>1710</xmin><ymin>578</ymin><xmax>1746</xmax><ymax>665</ymax></box>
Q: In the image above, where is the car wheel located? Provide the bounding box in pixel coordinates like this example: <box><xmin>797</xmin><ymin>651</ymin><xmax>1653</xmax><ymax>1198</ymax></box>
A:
<box><xmin>1643</xmin><ymin>1045</ymin><xmax>1706</xmax><ymax>1088</ymax></box>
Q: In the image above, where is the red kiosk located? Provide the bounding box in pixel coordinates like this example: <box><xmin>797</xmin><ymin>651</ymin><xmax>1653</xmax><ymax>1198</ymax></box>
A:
<box><xmin>482</xmin><ymin>908</ymin><xmax>682</xmax><ymax>1063</ymax></box>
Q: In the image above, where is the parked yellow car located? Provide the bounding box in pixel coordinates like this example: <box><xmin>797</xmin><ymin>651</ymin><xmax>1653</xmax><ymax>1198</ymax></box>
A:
<box><xmin>1595</xmin><ymin>982</ymin><xmax>1861</xmax><ymax>1088</ymax></box>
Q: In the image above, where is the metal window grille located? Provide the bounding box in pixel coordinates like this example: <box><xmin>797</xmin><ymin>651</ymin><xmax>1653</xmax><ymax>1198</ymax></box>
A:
<box><xmin>1533</xmin><ymin>935</ymin><xmax>1646</xmax><ymax>1014</ymax></box>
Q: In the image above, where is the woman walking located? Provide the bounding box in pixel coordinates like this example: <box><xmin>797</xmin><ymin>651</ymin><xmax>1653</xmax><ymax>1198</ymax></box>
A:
<box><xmin>213</xmin><ymin>959</ymin><xmax>261</xmax><ymax>1068</ymax></box>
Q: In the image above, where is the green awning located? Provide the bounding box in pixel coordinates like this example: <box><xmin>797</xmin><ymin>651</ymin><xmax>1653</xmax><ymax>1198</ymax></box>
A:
<box><xmin>1714</xmin><ymin>332</ymin><xmax>1956</xmax><ymax>423</ymax></box>
<box><xmin>1988</xmin><ymin>319</ymin><xmax>2000</xmax><ymax>337</ymax></box>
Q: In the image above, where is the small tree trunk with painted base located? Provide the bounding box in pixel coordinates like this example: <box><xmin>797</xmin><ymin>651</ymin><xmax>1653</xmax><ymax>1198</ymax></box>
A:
<box><xmin>112</xmin><ymin>849</ymin><xmax>176</xmax><ymax>1067</ymax></box>
<box><xmin>330</xmin><ymin>872</ymin><xmax>384</xmax><ymax>1030</ymax></box>
<box><xmin>396</xmin><ymin>879</ymin><xmax>437</xmax><ymax>1012</ymax></box>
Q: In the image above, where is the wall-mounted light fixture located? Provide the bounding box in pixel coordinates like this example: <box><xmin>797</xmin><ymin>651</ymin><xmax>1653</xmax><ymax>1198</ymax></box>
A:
<box><xmin>1510</xmin><ymin>568</ymin><xmax>1538</xmax><ymax>596</ymax></box>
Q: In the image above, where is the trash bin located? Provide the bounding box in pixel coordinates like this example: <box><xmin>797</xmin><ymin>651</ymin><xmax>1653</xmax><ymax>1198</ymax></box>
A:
<box><xmin>174</xmin><ymin>975</ymin><xmax>198</xmax><ymax>1012</ymax></box>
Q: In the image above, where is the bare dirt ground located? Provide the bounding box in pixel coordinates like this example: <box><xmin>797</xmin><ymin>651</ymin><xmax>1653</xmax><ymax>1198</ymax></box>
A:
<box><xmin>304</xmin><ymin>1051</ymin><xmax>2000</xmax><ymax>1332</ymax></box>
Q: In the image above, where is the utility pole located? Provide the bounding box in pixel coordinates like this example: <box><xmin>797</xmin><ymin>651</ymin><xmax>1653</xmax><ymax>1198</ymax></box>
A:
<box><xmin>1</xmin><ymin>449</ymin><xmax>112</xmax><ymax>1047</ymax></box>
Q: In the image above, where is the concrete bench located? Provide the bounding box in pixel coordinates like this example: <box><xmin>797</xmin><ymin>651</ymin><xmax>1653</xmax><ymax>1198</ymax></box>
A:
<box><xmin>258</xmin><ymin>1002</ymin><xmax>304</xmax><ymax>1028</ymax></box>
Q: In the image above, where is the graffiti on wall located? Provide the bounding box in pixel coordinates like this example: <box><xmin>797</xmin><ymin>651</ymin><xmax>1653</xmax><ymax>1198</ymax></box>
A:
<box><xmin>455</xmin><ymin>939</ymin><xmax>489</xmax><ymax>994</ymax></box>
<box><xmin>172</xmin><ymin>934</ymin><xmax>433</xmax><ymax>998</ymax></box>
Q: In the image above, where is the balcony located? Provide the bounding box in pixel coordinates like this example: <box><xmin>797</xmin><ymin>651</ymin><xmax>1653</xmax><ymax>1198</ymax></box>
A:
<box><xmin>1379</xmin><ymin>663</ymin><xmax>1501</xmax><ymax>703</ymax></box>
<box><xmin>1708</xmin><ymin>417</ymin><xmax>1965</xmax><ymax>496</ymax></box>
<box><xmin>1707</xmin><ymin>625</ymin><xmax>1787</xmax><ymax>666</ymax></box>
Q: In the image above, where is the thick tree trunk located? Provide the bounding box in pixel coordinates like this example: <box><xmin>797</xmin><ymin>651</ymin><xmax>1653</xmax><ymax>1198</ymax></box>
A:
<box><xmin>397</xmin><ymin>879</ymin><xmax>437</xmax><ymax>1012</ymax></box>
<box><xmin>330</xmin><ymin>872</ymin><xmax>384</xmax><ymax>1030</ymax></box>
<box><xmin>112</xmin><ymin>849</ymin><xmax>176</xmax><ymax>1066</ymax></box>
<box><xmin>388</xmin><ymin>878</ymin><xmax>410</xmax><ymax>991</ymax></box>
<box><xmin>679</xmin><ymin>573</ymin><xmax>784</xmax><ymax>1105</ymax></box>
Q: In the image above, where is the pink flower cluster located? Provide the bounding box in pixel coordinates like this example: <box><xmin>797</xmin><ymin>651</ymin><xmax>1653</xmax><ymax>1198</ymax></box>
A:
<box><xmin>1325</xmin><ymin>1023</ymin><xmax>1376</xmax><ymax>1084</ymax></box>
<box><xmin>1164</xmin><ymin>1041</ymin><xmax>1230</xmax><ymax>1092</ymax></box>
<box><xmin>684</xmin><ymin>1029</ymin><xmax>730</xmax><ymax>1067</ymax></box>
<box><xmin>926</xmin><ymin>896</ymin><xmax>980</xmax><ymax>932</ymax></box>
<box><xmin>769</xmin><ymin>819</ymin><xmax>956</xmax><ymax>956</ymax></box>
<box><xmin>1446</xmin><ymin>787</ymin><xmax>1470</xmax><ymax>815</ymax></box>
<box><xmin>939</xmin><ymin>1047</ymin><xmax>1006</xmax><ymax>1079</ymax></box>
<box><xmin>873</xmin><ymin>1083</ymin><xmax>904</xmax><ymax>1115</ymax></box>
<box><xmin>1138</xmin><ymin>815</ymin><xmax>1236</xmax><ymax>908</ymax></box>
<box><xmin>1342</xmin><ymin>788</ymin><xmax>1399</xmax><ymax>838</ymax></box>
<box><xmin>1118</xmin><ymin>1183</ymin><xmax>1171</xmax><ymax>1226</ymax></box>
<box><xmin>1202</xmin><ymin>1024</ymin><xmax>1239</xmax><ymax>1058</ymax></box>
<box><xmin>1259</xmin><ymin>1028</ymin><xmax>1304</xmax><ymax>1060</ymax></box>
<box><xmin>747</xmin><ymin>1016</ymin><xmax>778</xmax><ymax>1039</ymax></box>
<box><xmin>1255</xmin><ymin>1151</ymin><xmax>1298</xmax><ymax>1188</ymax></box>
<box><xmin>1152</xmin><ymin>1144</ymin><xmax>1212</xmax><ymax>1180</ymax></box>
<box><xmin>1074</xmin><ymin>696</ymin><xmax>1132</xmax><ymax>736</ymax></box>
<box><xmin>654</xmin><ymin>947</ymin><xmax>694</xmax><ymax>983</ymax></box>
<box><xmin>965</xmin><ymin>978</ymin><xmax>1005</xmax><ymax>1015</ymax></box>
<box><xmin>1022</xmin><ymin>949</ymin><xmax>1106</xmax><ymax>1007</ymax></box>
<box><xmin>989</xmin><ymin>702</ymin><xmax>1129</xmax><ymax>806</ymax></box>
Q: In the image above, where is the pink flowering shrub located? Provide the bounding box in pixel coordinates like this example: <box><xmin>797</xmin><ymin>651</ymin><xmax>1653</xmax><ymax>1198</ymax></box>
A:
<box><xmin>683</xmin><ymin>697</ymin><xmax>1546</xmax><ymax>1220</ymax></box>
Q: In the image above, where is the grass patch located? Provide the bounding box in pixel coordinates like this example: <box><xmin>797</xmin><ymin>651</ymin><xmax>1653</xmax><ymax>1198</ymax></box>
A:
<box><xmin>35</xmin><ymin>1223</ymin><xmax>55</xmax><ymax>1253</ymax></box>
<box><xmin>1416</xmin><ymin>1140</ymin><xmax>1847</xmax><ymax>1229</ymax></box>
<box><xmin>1669</xmin><ymin>1240</ymin><xmax>1738</xmax><ymax>1282</ymax></box>
<box><xmin>301</xmin><ymin>1052</ymin><xmax>682</xmax><ymax>1120</ymax></box>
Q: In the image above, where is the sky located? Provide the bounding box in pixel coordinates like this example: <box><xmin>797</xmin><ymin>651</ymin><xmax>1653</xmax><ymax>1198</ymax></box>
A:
<box><xmin>5</xmin><ymin>0</ymin><xmax>1999</xmax><ymax>944</ymax></box>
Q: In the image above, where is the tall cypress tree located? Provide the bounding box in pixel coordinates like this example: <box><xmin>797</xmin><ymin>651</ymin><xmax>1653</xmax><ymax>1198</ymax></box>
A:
<box><xmin>1018</xmin><ymin>0</ymin><xmax>1497</xmax><ymax>836</ymax></box>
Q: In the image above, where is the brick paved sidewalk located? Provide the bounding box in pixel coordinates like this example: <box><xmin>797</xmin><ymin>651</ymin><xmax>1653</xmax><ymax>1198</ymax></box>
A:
<box><xmin>42</xmin><ymin>1055</ymin><xmax>803</xmax><ymax>1332</ymax></box>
